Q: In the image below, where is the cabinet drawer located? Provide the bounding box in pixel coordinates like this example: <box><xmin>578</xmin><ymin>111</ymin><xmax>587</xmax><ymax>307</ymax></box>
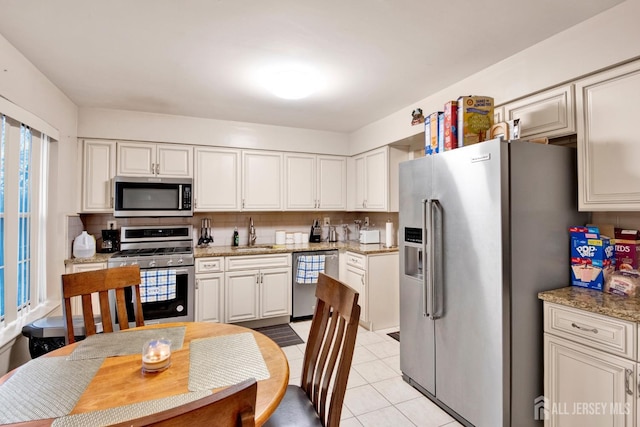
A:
<box><xmin>345</xmin><ymin>251</ymin><xmax>367</xmax><ymax>269</ymax></box>
<box><xmin>196</xmin><ymin>257</ymin><xmax>224</xmax><ymax>273</ymax></box>
<box><xmin>544</xmin><ymin>302</ymin><xmax>636</xmax><ymax>359</ymax></box>
<box><xmin>226</xmin><ymin>254</ymin><xmax>291</xmax><ymax>271</ymax></box>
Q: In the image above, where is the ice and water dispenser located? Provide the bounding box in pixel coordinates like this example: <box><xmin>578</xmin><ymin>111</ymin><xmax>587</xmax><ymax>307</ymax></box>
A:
<box><xmin>403</xmin><ymin>227</ymin><xmax>423</xmax><ymax>279</ymax></box>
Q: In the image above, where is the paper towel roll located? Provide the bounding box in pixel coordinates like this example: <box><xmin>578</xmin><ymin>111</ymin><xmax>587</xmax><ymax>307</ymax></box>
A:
<box><xmin>385</xmin><ymin>221</ymin><xmax>394</xmax><ymax>248</ymax></box>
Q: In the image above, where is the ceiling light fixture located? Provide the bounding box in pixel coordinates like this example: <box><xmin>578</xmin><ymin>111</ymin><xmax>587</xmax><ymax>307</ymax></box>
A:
<box><xmin>262</xmin><ymin>66</ymin><xmax>322</xmax><ymax>100</ymax></box>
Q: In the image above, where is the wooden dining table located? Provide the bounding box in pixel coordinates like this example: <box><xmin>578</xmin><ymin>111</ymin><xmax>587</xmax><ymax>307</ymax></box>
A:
<box><xmin>0</xmin><ymin>322</ymin><xmax>289</xmax><ymax>426</ymax></box>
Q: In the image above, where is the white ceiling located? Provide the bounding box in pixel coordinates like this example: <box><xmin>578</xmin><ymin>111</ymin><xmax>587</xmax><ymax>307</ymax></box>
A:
<box><xmin>0</xmin><ymin>0</ymin><xmax>625</xmax><ymax>133</ymax></box>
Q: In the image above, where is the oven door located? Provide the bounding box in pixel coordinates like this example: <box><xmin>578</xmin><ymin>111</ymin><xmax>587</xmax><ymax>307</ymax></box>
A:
<box><xmin>112</xmin><ymin>265</ymin><xmax>195</xmax><ymax>327</ymax></box>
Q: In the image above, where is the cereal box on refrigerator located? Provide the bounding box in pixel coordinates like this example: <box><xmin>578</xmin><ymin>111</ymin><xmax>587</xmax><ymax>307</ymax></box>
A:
<box><xmin>443</xmin><ymin>101</ymin><xmax>457</xmax><ymax>151</ymax></box>
<box><xmin>437</xmin><ymin>112</ymin><xmax>444</xmax><ymax>153</ymax></box>
<box><xmin>424</xmin><ymin>114</ymin><xmax>433</xmax><ymax>155</ymax></box>
<box><xmin>428</xmin><ymin>112</ymin><xmax>442</xmax><ymax>154</ymax></box>
<box><xmin>457</xmin><ymin>96</ymin><xmax>494</xmax><ymax>147</ymax></box>
<box><xmin>570</xmin><ymin>226</ymin><xmax>615</xmax><ymax>291</ymax></box>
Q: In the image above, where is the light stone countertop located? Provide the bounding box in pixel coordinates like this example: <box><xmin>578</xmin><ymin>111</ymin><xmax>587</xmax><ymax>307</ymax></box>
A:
<box><xmin>538</xmin><ymin>286</ymin><xmax>640</xmax><ymax>323</ymax></box>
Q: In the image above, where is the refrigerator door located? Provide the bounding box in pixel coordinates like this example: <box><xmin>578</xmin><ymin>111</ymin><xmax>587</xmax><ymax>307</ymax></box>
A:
<box><xmin>399</xmin><ymin>156</ymin><xmax>435</xmax><ymax>396</ymax></box>
<box><xmin>432</xmin><ymin>139</ymin><xmax>509</xmax><ymax>426</ymax></box>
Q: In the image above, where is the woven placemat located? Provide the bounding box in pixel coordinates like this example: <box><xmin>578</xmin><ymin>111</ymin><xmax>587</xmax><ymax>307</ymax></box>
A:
<box><xmin>68</xmin><ymin>326</ymin><xmax>186</xmax><ymax>360</ymax></box>
<box><xmin>51</xmin><ymin>390</ymin><xmax>212</xmax><ymax>427</ymax></box>
<box><xmin>188</xmin><ymin>332</ymin><xmax>270</xmax><ymax>391</ymax></box>
<box><xmin>0</xmin><ymin>356</ymin><xmax>104</xmax><ymax>424</ymax></box>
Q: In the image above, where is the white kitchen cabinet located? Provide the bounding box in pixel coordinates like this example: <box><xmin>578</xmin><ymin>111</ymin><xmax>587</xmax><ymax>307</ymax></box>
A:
<box><xmin>81</xmin><ymin>139</ymin><xmax>116</xmax><ymax>212</ymax></box>
<box><xmin>284</xmin><ymin>153</ymin><xmax>346</xmax><ymax>211</ymax></box>
<box><xmin>544</xmin><ymin>302</ymin><xmax>637</xmax><ymax>427</ymax></box>
<box><xmin>224</xmin><ymin>254</ymin><xmax>291</xmax><ymax>323</ymax></box>
<box><xmin>117</xmin><ymin>141</ymin><xmax>193</xmax><ymax>178</ymax></box>
<box><xmin>65</xmin><ymin>262</ymin><xmax>107</xmax><ymax>315</ymax></box>
<box><xmin>195</xmin><ymin>257</ymin><xmax>224</xmax><ymax>323</ymax></box>
<box><xmin>194</xmin><ymin>147</ymin><xmax>241</xmax><ymax>211</ymax></box>
<box><xmin>341</xmin><ymin>251</ymin><xmax>399</xmax><ymax>331</ymax></box>
<box><xmin>241</xmin><ymin>150</ymin><xmax>283</xmax><ymax>211</ymax></box>
<box><xmin>575</xmin><ymin>59</ymin><xmax>640</xmax><ymax>211</ymax></box>
<box><xmin>502</xmin><ymin>83</ymin><xmax>575</xmax><ymax>140</ymax></box>
<box><xmin>348</xmin><ymin>146</ymin><xmax>406</xmax><ymax>212</ymax></box>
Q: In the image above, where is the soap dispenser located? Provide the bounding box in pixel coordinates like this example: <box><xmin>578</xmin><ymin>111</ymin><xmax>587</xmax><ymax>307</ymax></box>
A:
<box><xmin>233</xmin><ymin>226</ymin><xmax>239</xmax><ymax>246</ymax></box>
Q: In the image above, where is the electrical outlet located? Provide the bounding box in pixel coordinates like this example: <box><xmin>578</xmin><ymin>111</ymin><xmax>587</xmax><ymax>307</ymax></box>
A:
<box><xmin>323</xmin><ymin>217</ymin><xmax>331</xmax><ymax>226</ymax></box>
<box><xmin>107</xmin><ymin>220</ymin><xmax>117</xmax><ymax>230</ymax></box>
<box><xmin>364</xmin><ymin>217</ymin><xmax>370</xmax><ymax>227</ymax></box>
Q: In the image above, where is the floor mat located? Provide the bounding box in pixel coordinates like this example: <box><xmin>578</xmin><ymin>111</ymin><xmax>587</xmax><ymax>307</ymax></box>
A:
<box><xmin>387</xmin><ymin>331</ymin><xmax>400</xmax><ymax>342</ymax></box>
<box><xmin>253</xmin><ymin>324</ymin><xmax>304</xmax><ymax>348</ymax></box>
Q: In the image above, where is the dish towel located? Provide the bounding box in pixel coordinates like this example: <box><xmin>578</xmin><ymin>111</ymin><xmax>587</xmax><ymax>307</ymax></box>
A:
<box><xmin>139</xmin><ymin>269</ymin><xmax>177</xmax><ymax>303</ymax></box>
<box><xmin>295</xmin><ymin>255</ymin><xmax>325</xmax><ymax>284</ymax></box>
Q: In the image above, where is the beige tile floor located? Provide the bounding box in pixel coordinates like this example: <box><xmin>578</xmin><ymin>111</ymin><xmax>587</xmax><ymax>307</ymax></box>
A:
<box><xmin>287</xmin><ymin>321</ymin><xmax>463</xmax><ymax>427</ymax></box>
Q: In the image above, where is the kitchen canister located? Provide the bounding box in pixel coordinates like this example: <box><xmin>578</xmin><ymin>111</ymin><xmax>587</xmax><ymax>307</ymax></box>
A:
<box><xmin>285</xmin><ymin>233</ymin><xmax>294</xmax><ymax>244</ymax></box>
<box><xmin>294</xmin><ymin>232</ymin><xmax>303</xmax><ymax>244</ymax></box>
<box><xmin>73</xmin><ymin>231</ymin><xmax>96</xmax><ymax>258</ymax></box>
<box><xmin>275</xmin><ymin>230</ymin><xmax>286</xmax><ymax>245</ymax></box>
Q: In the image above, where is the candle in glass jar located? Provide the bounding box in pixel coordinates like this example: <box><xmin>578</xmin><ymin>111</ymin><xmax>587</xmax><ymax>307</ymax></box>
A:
<box><xmin>142</xmin><ymin>338</ymin><xmax>171</xmax><ymax>373</ymax></box>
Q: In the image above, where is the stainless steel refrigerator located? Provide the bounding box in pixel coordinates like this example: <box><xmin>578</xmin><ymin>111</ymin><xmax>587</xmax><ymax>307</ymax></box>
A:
<box><xmin>398</xmin><ymin>139</ymin><xmax>589</xmax><ymax>427</ymax></box>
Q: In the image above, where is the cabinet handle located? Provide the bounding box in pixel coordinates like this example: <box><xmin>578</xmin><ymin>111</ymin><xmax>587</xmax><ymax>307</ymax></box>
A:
<box><xmin>260</xmin><ymin>273</ymin><xmax>264</xmax><ymax>284</ymax></box>
<box><xmin>151</xmin><ymin>162</ymin><xmax>155</xmax><ymax>174</ymax></box>
<box><xmin>195</xmin><ymin>279</ymin><xmax>199</xmax><ymax>290</ymax></box>
<box><xmin>110</xmin><ymin>196</ymin><xmax>114</xmax><ymax>208</ymax></box>
<box><xmin>625</xmin><ymin>369</ymin><xmax>633</xmax><ymax>395</ymax></box>
<box><xmin>571</xmin><ymin>322</ymin><xmax>598</xmax><ymax>334</ymax></box>
<box><xmin>242</xmin><ymin>199</ymin><xmax>245</xmax><ymax>209</ymax></box>
<box><xmin>194</xmin><ymin>198</ymin><xmax>197</xmax><ymax>208</ymax></box>
<box><xmin>155</xmin><ymin>163</ymin><xmax>160</xmax><ymax>175</ymax></box>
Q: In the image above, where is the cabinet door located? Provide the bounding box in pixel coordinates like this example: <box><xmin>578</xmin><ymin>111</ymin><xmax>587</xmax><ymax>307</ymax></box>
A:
<box><xmin>504</xmin><ymin>84</ymin><xmax>575</xmax><ymax>139</ymax></box>
<box><xmin>242</xmin><ymin>150</ymin><xmax>283</xmax><ymax>211</ymax></box>
<box><xmin>195</xmin><ymin>273</ymin><xmax>223</xmax><ymax>323</ymax></box>
<box><xmin>82</xmin><ymin>140</ymin><xmax>116</xmax><ymax>212</ymax></box>
<box><xmin>117</xmin><ymin>141</ymin><xmax>155</xmax><ymax>176</ymax></box>
<box><xmin>66</xmin><ymin>262</ymin><xmax>106</xmax><ymax>315</ymax></box>
<box><xmin>194</xmin><ymin>147</ymin><xmax>240</xmax><ymax>211</ymax></box>
<box><xmin>156</xmin><ymin>144</ymin><xmax>192</xmax><ymax>177</ymax></box>
<box><xmin>285</xmin><ymin>153</ymin><xmax>316</xmax><ymax>210</ymax></box>
<box><xmin>225</xmin><ymin>270</ymin><xmax>259</xmax><ymax>323</ymax></box>
<box><xmin>317</xmin><ymin>155</ymin><xmax>347</xmax><ymax>210</ymax></box>
<box><xmin>544</xmin><ymin>334</ymin><xmax>635</xmax><ymax>427</ymax></box>
<box><xmin>364</xmin><ymin>148</ymin><xmax>388</xmax><ymax>210</ymax></box>
<box><xmin>259</xmin><ymin>267</ymin><xmax>291</xmax><ymax>318</ymax></box>
<box><xmin>343</xmin><ymin>264</ymin><xmax>367</xmax><ymax>323</ymax></box>
<box><xmin>576</xmin><ymin>60</ymin><xmax>640</xmax><ymax>211</ymax></box>
<box><xmin>353</xmin><ymin>155</ymin><xmax>366</xmax><ymax>210</ymax></box>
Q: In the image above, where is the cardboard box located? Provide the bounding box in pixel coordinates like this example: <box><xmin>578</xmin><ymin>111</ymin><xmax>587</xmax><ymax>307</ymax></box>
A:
<box><xmin>457</xmin><ymin>96</ymin><xmax>494</xmax><ymax>147</ymax></box>
<box><xmin>614</xmin><ymin>228</ymin><xmax>640</xmax><ymax>271</ymax></box>
<box><xmin>443</xmin><ymin>101</ymin><xmax>457</xmax><ymax>151</ymax></box>
<box><xmin>424</xmin><ymin>116</ymin><xmax>432</xmax><ymax>155</ymax></box>
<box><xmin>570</xmin><ymin>226</ymin><xmax>615</xmax><ymax>291</ymax></box>
<box><xmin>437</xmin><ymin>112</ymin><xmax>444</xmax><ymax>153</ymax></box>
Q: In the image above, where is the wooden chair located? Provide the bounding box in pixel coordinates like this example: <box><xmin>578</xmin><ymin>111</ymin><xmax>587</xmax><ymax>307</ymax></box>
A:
<box><xmin>61</xmin><ymin>265</ymin><xmax>144</xmax><ymax>344</ymax></box>
<box><xmin>107</xmin><ymin>378</ymin><xmax>257</xmax><ymax>427</ymax></box>
<box><xmin>264</xmin><ymin>273</ymin><xmax>360</xmax><ymax>427</ymax></box>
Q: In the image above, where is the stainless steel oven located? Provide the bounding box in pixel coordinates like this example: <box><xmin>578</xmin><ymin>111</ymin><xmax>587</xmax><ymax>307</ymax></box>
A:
<box><xmin>107</xmin><ymin>225</ymin><xmax>195</xmax><ymax>326</ymax></box>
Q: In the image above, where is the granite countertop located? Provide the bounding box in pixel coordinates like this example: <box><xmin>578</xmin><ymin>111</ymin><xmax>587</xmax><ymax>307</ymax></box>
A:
<box><xmin>65</xmin><ymin>241</ymin><xmax>398</xmax><ymax>265</ymax></box>
<box><xmin>539</xmin><ymin>286</ymin><xmax>640</xmax><ymax>323</ymax></box>
<box><xmin>194</xmin><ymin>241</ymin><xmax>398</xmax><ymax>258</ymax></box>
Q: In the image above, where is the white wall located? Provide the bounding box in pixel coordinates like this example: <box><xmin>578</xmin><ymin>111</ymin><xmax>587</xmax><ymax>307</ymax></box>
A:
<box><xmin>0</xmin><ymin>34</ymin><xmax>79</xmax><ymax>371</ymax></box>
<box><xmin>348</xmin><ymin>0</ymin><xmax>640</xmax><ymax>155</ymax></box>
<box><xmin>78</xmin><ymin>107</ymin><xmax>350</xmax><ymax>155</ymax></box>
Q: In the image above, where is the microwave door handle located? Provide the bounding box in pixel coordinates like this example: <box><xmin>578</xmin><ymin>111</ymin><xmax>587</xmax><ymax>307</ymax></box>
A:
<box><xmin>178</xmin><ymin>184</ymin><xmax>183</xmax><ymax>209</ymax></box>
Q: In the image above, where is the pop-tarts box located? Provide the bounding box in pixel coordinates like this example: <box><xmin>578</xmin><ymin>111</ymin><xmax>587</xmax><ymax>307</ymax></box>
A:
<box><xmin>570</xmin><ymin>226</ymin><xmax>615</xmax><ymax>291</ymax></box>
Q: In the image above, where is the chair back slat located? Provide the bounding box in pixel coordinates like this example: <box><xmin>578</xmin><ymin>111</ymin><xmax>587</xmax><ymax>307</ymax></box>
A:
<box><xmin>298</xmin><ymin>273</ymin><xmax>360</xmax><ymax>427</ymax></box>
<box><xmin>61</xmin><ymin>265</ymin><xmax>144</xmax><ymax>344</ymax></box>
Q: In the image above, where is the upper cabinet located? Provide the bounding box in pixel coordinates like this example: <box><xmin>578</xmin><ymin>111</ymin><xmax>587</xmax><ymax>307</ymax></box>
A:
<box><xmin>82</xmin><ymin>139</ymin><xmax>116</xmax><ymax>212</ymax></box>
<box><xmin>194</xmin><ymin>147</ymin><xmax>241</xmax><ymax>211</ymax></box>
<box><xmin>502</xmin><ymin>83</ymin><xmax>575</xmax><ymax>140</ymax></box>
<box><xmin>349</xmin><ymin>146</ymin><xmax>407</xmax><ymax>212</ymax></box>
<box><xmin>116</xmin><ymin>141</ymin><xmax>193</xmax><ymax>178</ymax></box>
<box><xmin>242</xmin><ymin>150</ymin><xmax>283</xmax><ymax>211</ymax></box>
<box><xmin>284</xmin><ymin>153</ymin><xmax>346</xmax><ymax>211</ymax></box>
<box><xmin>575</xmin><ymin>59</ymin><xmax>640</xmax><ymax>211</ymax></box>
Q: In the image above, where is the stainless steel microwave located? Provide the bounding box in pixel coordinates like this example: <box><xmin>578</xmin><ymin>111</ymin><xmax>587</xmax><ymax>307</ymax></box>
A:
<box><xmin>113</xmin><ymin>176</ymin><xmax>193</xmax><ymax>217</ymax></box>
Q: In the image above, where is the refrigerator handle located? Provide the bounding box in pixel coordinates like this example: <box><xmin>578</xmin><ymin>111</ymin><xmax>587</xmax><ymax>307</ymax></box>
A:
<box><xmin>421</xmin><ymin>198</ymin><xmax>429</xmax><ymax>317</ymax></box>
<box><xmin>431</xmin><ymin>199</ymin><xmax>443</xmax><ymax>319</ymax></box>
<box><xmin>425</xmin><ymin>198</ymin><xmax>437</xmax><ymax>319</ymax></box>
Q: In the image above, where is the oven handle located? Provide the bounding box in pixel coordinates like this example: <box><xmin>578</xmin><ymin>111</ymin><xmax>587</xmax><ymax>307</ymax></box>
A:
<box><xmin>141</xmin><ymin>266</ymin><xmax>193</xmax><ymax>275</ymax></box>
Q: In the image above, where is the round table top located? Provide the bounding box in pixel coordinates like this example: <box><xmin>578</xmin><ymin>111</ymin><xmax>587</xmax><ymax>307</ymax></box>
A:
<box><xmin>0</xmin><ymin>321</ymin><xmax>290</xmax><ymax>426</ymax></box>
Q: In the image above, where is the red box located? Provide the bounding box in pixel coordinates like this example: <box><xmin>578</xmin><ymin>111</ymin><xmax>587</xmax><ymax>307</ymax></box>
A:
<box><xmin>615</xmin><ymin>228</ymin><xmax>640</xmax><ymax>271</ymax></box>
<box><xmin>443</xmin><ymin>101</ymin><xmax>457</xmax><ymax>151</ymax></box>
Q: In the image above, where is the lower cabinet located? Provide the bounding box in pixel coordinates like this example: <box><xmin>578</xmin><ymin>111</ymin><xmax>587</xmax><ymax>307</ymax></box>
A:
<box><xmin>65</xmin><ymin>262</ymin><xmax>107</xmax><ymax>315</ymax></box>
<box><xmin>195</xmin><ymin>257</ymin><xmax>225</xmax><ymax>323</ymax></box>
<box><xmin>224</xmin><ymin>254</ymin><xmax>291</xmax><ymax>323</ymax></box>
<box><xmin>544</xmin><ymin>302</ymin><xmax>637</xmax><ymax>427</ymax></box>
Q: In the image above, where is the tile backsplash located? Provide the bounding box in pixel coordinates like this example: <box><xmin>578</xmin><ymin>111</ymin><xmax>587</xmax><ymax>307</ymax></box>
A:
<box><xmin>75</xmin><ymin>211</ymin><xmax>399</xmax><ymax>252</ymax></box>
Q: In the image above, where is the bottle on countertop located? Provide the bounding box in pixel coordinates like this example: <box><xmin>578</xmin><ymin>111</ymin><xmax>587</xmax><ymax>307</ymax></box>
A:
<box><xmin>233</xmin><ymin>227</ymin><xmax>239</xmax><ymax>246</ymax></box>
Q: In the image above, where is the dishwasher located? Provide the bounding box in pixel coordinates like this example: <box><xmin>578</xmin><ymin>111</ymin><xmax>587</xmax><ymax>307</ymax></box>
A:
<box><xmin>291</xmin><ymin>249</ymin><xmax>339</xmax><ymax>321</ymax></box>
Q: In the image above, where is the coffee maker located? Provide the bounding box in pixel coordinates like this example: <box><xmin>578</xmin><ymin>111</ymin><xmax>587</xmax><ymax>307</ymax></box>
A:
<box><xmin>100</xmin><ymin>229</ymin><xmax>119</xmax><ymax>253</ymax></box>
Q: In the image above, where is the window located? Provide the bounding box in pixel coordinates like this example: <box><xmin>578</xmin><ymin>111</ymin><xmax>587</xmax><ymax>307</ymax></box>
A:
<box><xmin>0</xmin><ymin>99</ymin><xmax>53</xmax><ymax>343</ymax></box>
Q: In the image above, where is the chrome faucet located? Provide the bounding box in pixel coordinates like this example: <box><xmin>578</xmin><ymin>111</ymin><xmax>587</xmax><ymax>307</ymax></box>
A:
<box><xmin>249</xmin><ymin>217</ymin><xmax>257</xmax><ymax>246</ymax></box>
